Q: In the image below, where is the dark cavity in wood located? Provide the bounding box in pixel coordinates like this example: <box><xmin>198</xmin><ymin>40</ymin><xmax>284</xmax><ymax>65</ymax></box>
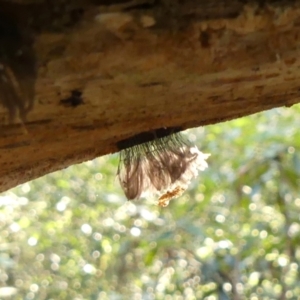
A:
<box><xmin>60</xmin><ymin>90</ymin><xmax>84</xmax><ymax>107</ymax></box>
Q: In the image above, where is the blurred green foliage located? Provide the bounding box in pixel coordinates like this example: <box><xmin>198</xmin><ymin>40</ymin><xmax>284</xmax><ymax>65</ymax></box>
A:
<box><xmin>1</xmin><ymin>105</ymin><xmax>300</xmax><ymax>300</ymax></box>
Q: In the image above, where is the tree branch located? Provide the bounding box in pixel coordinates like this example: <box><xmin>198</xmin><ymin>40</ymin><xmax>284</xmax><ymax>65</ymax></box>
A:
<box><xmin>0</xmin><ymin>0</ymin><xmax>300</xmax><ymax>191</ymax></box>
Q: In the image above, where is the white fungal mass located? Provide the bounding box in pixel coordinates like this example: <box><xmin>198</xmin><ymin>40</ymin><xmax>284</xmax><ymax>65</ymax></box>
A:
<box><xmin>117</xmin><ymin>133</ymin><xmax>210</xmax><ymax>205</ymax></box>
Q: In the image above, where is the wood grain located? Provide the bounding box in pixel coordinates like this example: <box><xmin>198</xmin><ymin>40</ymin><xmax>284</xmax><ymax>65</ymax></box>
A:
<box><xmin>1</xmin><ymin>0</ymin><xmax>300</xmax><ymax>191</ymax></box>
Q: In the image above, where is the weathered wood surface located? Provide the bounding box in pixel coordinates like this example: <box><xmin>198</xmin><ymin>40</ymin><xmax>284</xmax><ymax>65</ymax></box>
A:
<box><xmin>0</xmin><ymin>0</ymin><xmax>300</xmax><ymax>191</ymax></box>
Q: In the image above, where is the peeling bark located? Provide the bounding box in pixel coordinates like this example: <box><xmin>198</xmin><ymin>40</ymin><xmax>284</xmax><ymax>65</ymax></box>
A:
<box><xmin>0</xmin><ymin>0</ymin><xmax>300</xmax><ymax>191</ymax></box>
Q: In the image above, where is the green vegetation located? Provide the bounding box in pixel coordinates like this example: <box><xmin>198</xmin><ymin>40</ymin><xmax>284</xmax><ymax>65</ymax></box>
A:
<box><xmin>1</xmin><ymin>105</ymin><xmax>300</xmax><ymax>300</ymax></box>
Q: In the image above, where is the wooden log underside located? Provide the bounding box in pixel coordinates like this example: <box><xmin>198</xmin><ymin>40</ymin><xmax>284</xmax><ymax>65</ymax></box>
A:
<box><xmin>1</xmin><ymin>0</ymin><xmax>300</xmax><ymax>191</ymax></box>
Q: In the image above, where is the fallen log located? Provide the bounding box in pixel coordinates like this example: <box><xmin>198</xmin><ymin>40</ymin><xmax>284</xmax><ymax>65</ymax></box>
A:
<box><xmin>0</xmin><ymin>0</ymin><xmax>299</xmax><ymax>191</ymax></box>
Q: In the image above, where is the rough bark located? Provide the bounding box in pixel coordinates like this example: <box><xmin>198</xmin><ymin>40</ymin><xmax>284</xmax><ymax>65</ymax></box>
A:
<box><xmin>0</xmin><ymin>0</ymin><xmax>300</xmax><ymax>192</ymax></box>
